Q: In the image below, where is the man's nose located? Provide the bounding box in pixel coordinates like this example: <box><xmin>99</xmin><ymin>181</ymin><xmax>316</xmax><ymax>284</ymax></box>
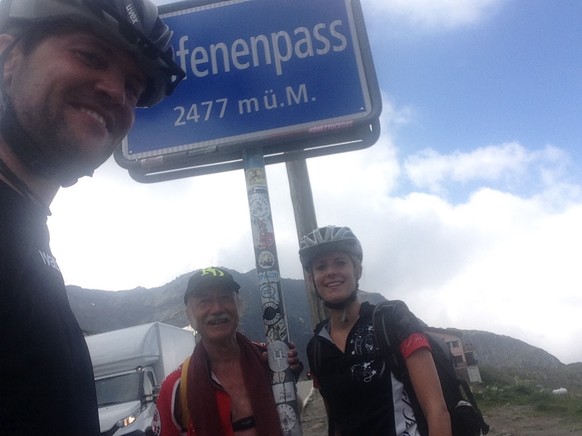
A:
<box><xmin>96</xmin><ymin>68</ymin><xmax>127</xmax><ymax>106</ymax></box>
<box><xmin>208</xmin><ymin>297</ymin><xmax>226</xmax><ymax>311</ymax></box>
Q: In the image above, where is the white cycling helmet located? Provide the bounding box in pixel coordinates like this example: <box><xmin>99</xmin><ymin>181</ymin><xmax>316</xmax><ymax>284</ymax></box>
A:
<box><xmin>0</xmin><ymin>0</ymin><xmax>185</xmax><ymax>108</ymax></box>
<box><xmin>299</xmin><ymin>226</ymin><xmax>363</xmax><ymax>271</ymax></box>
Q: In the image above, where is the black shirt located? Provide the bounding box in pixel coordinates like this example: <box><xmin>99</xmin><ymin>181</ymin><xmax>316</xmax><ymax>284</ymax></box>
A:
<box><xmin>307</xmin><ymin>302</ymin><xmax>422</xmax><ymax>436</ymax></box>
<box><xmin>0</xmin><ymin>180</ymin><xmax>100</xmax><ymax>435</ymax></box>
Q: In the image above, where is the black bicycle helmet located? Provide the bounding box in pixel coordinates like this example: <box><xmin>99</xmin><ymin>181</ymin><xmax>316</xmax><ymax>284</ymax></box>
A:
<box><xmin>299</xmin><ymin>225</ymin><xmax>363</xmax><ymax>271</ymax></box>
<box><xmin>0</xmin><ymin>0</ymin><xmax>185</xmax><ymax>108</ymax></box>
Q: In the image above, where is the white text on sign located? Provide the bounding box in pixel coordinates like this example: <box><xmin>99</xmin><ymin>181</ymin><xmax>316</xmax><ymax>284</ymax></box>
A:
<box><xmin>176</xmin><ymin>20</ymin><xmax>347</xmax><ymax>79</ymax></box>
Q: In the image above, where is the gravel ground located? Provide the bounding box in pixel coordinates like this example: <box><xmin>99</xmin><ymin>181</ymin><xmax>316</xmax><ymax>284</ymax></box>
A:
<box><xmin>483</xmin><ymin>404</ymin><xmax>582</xmax><ymax>436</ymax></box>
<box><xmin>299</xmin><ymin>389</ymin><xmax>582</xmax><ymax>436</ymax></box>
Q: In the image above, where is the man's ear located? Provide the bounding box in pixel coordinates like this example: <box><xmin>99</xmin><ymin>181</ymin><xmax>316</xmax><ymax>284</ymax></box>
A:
<box><xmin>185</xmin><ymin>304</ymin><xmax>198</xmax><ymax>330</ymax></box>
<box><xmin>0</xmin><ymin>34</ymin><xmax>19</xmax><ymax>87</ymax></box>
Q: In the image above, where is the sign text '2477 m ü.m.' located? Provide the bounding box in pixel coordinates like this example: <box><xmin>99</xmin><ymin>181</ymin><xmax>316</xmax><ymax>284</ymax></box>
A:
<box><xmin>119</xmin><ymin>0</ymin><xmax>380</xmax><ymax>169</ymax></box>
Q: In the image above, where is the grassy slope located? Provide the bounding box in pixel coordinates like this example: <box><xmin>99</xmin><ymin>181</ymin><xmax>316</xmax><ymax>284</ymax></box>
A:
<box><xmin>473</xmin><ymin>365</ymin><xmax>582</xmax><ymax>426</ymax></box>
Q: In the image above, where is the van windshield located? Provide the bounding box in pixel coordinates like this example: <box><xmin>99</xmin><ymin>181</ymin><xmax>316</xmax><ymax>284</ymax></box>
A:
<box><xmin>95</xmin><ymin>372</ymin><xmax>141</xmax><ymax>407</ymax></box>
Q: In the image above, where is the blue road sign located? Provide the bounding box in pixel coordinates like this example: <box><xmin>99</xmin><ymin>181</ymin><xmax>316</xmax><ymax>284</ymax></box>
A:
<box><xmin>119</xmin><ymin>0</ymin><xmax>380</xmax><ymax>167</ymax></box>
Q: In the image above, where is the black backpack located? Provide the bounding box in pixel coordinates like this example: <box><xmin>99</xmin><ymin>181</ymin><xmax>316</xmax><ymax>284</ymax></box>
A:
<box><xmin>373</xmin><ymin>300</ymin><xmax>490</xmax><ymax>436</ymax></box>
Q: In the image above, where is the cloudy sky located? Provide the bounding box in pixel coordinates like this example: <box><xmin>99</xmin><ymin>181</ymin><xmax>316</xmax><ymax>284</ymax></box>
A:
<box><xmin>49</xmin><ymin>0</ymin><xmax>582</xmax><ymax>364</ymax></box>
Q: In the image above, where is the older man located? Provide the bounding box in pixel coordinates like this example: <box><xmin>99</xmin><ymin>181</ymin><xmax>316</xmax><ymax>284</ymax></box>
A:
<box><xmin>153</xmin><ymin>267</ymin><xmax>302</xmax><ymax>436</ymax></box>
<box><xmin>0</xmin><ymin>1</ymin><xmax>183</xmax><ymax>434</ymax></box>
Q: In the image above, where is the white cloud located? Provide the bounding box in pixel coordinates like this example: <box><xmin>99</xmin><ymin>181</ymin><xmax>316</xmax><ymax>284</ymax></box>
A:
<box><xmin>349</xmin><ymin>187</ymin><xmax>582</xmax><ymax>363</ymax></box>
<box><xmin>49</xmin><ymin>163</ymin><xmax>252</xmax><ymax>290</ymax></box>
<box><xmin>362</xmin><ymin>0</ymin><xmax>504</xmax><ymax>30</ymax></box>
<box><xmin>403</xmin><ymin>143</ymin><xmax>570</xmax><ymax>194</ymax></box>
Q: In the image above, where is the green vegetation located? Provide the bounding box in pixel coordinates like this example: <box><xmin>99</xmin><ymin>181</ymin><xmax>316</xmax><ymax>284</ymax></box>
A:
<box><xmin>472</xmin><ymin>365</ymin><xmax>582</xmax><ymax>424</ymax></box>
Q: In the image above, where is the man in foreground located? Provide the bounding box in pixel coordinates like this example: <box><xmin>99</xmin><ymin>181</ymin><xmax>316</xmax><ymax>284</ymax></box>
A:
<box><xmin>0</xmin><ymin>1</ymin><xmax>184</xmax><ymax>434</ymax></box>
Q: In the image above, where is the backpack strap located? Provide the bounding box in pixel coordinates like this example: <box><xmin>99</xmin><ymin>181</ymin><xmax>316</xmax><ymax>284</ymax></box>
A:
<box><xmin>372</xmin><ymin>300</ymin><xmax>408</xmax><ymax>379</ymax></box>
<box><xmin>178</xmin><ymin>355</ymin><xmax>191</xmax><ymax>431</ymax></box>
<box><xmin>307</xmin><ymin>317</ymin><xmax>331</xmax><ymax>379</ymax></box>
<box><xmin>374</xmin><ymin>301</ymin><xmax>490</xmax><ymax>436</ymax></box>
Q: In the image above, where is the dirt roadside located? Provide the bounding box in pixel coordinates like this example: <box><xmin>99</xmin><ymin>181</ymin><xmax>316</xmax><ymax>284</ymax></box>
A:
<box><xmin>300</xmin><ymin>389</ymin><xmax>582</xmax><ymax>436</ymax></box>
<box><xmin>481</xmin><ymin>404</ymin><xmax>582</xmax><ymax>436</ymax></box>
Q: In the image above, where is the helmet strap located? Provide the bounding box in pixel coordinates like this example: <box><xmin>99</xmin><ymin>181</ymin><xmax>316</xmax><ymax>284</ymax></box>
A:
<box><xmin>322</xmin><ymin>288</ymin><xmax>358</xmax><ymax>312</ymax></box>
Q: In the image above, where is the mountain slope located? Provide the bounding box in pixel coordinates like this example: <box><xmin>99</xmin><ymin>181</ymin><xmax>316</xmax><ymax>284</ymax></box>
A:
<box><xmin>67</xmin><ymin>268</ymin><xmax>567</xmax><ymax>371</ymax></box>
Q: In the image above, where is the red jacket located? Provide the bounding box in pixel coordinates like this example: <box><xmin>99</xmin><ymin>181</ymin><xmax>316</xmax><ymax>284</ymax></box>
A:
<box><xmin>151</xmin><ymin>364</ymin><xmax>234</xmax><ymax>436</ymax></box>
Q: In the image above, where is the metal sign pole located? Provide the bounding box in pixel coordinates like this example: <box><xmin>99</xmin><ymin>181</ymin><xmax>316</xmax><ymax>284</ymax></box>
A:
<box><xmin>243</xmin><ymin>149</ymin><xmax>303</xmax><ymax>436</ymax></box>
<box><xmin>285</xmin><ymin>158</ymin><xmax>327</xmax><ymax>328</ymax></box>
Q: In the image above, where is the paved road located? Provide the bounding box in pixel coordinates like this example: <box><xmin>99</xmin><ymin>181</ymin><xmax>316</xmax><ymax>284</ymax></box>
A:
<box><xmin>299</xmin><ymin>386</ymin><xmax>328</xmax><ymax>436</ymax></box>
<box><xmin>296</xmin><ymin>380</ymin><xmax>314</xmax><ymax>409</ymax></box>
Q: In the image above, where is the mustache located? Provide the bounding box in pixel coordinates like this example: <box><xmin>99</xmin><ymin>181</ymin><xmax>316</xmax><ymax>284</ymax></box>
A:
<box><xmin>205</xmin><ymin>312</ymin><xmax>230</xmax><ymax>325</ymax></box>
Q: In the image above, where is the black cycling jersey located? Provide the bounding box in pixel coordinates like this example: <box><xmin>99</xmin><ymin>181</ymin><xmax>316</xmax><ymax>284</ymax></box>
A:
<box><xmin>0</xmin><ymin>180</ymin><xmax>100</xmax><ymax>436</ymax></box>
<box><xmin>307</xmin><ymin>301</ymin><xmax>422</xmax><ymax>436</ymax></box>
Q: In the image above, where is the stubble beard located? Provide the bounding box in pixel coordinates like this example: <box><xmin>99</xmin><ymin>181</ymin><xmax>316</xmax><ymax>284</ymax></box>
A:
<box><xmin>20</xmin><ymin>104</ymin><xmax>115</xmax><ymax>184</ymax></box>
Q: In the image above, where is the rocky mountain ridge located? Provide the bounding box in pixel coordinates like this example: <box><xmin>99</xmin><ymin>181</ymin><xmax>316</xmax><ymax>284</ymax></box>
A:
<box><xmin>67</xmin><ymin>268</ymin><xmax>570</xmax><ymax>372</ymax></box>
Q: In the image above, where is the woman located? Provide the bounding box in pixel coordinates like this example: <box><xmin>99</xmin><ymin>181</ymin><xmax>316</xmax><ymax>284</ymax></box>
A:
<box><xmin>300</xmin><ymin>226</ymin><xmax>452</xmax><ymax>436</ymax></box>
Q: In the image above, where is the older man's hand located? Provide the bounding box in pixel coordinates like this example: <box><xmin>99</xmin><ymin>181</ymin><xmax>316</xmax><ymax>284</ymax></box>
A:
<box><xmin>287</xmin><ymin>342</ymin><xmax>304</xmax><ymax>379</ymax></box>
